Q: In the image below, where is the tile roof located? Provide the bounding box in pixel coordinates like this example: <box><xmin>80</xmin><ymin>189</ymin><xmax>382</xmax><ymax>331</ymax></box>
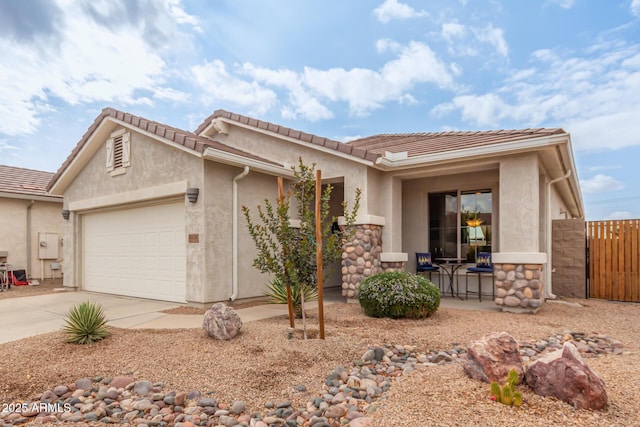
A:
<box><xmin>196</xmin><ymin>110</ymin><xmax>380</xmax><ymax>162</ymax></box>
<box><xmin>48</xmin><ymin>108</ymin><xmax>280</xmax><ymax>191</ymax></box>
<box><xmin>0</xmin><ymin>165</ymin><xmax>60</xmax><ymax>198</ymax></box>
<box><xmin>345</xmin><ymin>128</ymin><xmax>567</xmax><ymax>157</ymax></box>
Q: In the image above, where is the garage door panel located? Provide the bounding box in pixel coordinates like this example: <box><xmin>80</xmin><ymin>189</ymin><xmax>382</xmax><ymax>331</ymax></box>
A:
<box><xmin>83</xmin><ymin>203</ymin><xmax>186</xmax><ymax>302</ymax></box>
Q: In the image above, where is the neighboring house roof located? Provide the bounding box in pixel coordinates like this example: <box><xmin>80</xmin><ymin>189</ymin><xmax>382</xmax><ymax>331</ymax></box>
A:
<box><xmin>346</xmin><ymin>128</ymin><xmax>566</xmax><ymax>158</ymax></box>
<box><xmin>196</xmin><ymin>109</ymin><xmax>380</xmax><ymax>163</ymax></box>
<box><xmin>47</xmin><ymin>108</ymin><xmax>281</xmax><ymax>192</ymax></box>
<box><xmin>0</xmin><ymin>165</ymin><xmax>61</xmax><ymax>200</ymax></box>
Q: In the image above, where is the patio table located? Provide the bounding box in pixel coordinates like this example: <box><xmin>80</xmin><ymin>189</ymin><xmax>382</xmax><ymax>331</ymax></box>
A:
<box><xmin>435</xmin><ymin>258</ymin><xmax>465</xmax><ymax>298</ymax></box>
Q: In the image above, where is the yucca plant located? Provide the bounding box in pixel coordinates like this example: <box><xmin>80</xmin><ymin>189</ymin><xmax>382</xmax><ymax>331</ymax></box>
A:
<box><xmin>264</xmin><ymin>278</ymin><xmax>318</xmax><ymax>318</ymax></box>
<box><xmin>63</xmin><ymin>301</ymin><xmax>110</xmax><ymax>344</ymax></box>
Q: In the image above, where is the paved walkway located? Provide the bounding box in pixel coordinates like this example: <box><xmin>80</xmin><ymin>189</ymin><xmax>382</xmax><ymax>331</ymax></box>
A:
<box><xmin>0</xmin><ymin>288</ymin><xmax>498</xmax><ymax>345</ymax></box>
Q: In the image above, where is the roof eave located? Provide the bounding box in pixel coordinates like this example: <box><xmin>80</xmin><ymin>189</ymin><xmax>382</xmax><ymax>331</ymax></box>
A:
<box><xmin>558</xmin><ymin>134</ymin><xmax>585</xmax><ymax>219</ymax></box>
<box><xmin>203</xmin><ymin>147</ymin><xmax>295</xmax><ymax>178</ymax></box>
<box><xmin>374</xmin><ymin>132</ymin><xmax>584</xmax><ymax>219</ymax></box>
<box><xmin>208</xmin><ymin>116</ymin><xmax>379</xmax><ymax>167</ymax></box>
<box><xmin>0</xmin><ymin>191</ymin><xmax>63</xmax><ymax>203</ymax></box>
<box><xmin>373</xmin><ymin>133</ymin><xmax>572</xmax><ymax>171</ymax></box>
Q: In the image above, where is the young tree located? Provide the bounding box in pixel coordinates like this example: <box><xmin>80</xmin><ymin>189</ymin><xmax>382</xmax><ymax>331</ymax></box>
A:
<box><xmin>242</xmin><ymin>159</ymin><xmax>360</xmax><ymax>336</ymax></box>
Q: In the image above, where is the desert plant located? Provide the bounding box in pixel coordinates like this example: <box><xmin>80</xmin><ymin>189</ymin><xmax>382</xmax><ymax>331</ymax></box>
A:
<box><xmin>490</xmin><ymin>368</ymin><xmax>523</xmax><ymax>406</ymax></box>
<box><xmin>63</xmin><ymin>301</ymin><xmax>110</xmax><ymax>344</ymax></box>
<box><xmin>243</xmin><ymin>159</ymin><xmax>360</xmax><ymax>335</ymax></box>
<box><xmin>264</xmin><ymin>277</ymin><xmax>318</xmax><ymax>318</ymax></box>
<box><xmin>358</xmin><ymin>271</ymin><xmax>440</xmax><ymax>319</ymax></box>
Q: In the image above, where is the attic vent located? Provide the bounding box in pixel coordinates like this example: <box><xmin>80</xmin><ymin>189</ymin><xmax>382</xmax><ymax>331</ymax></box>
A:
<box><xmin>106</xmin><ymin>131</ymin><xmax>131</xmax><ymax>172</ymax></box>
<box><xmin>113</xmin><ymin>135</ymin><xmax>124</xmax><ymax>169</ymax></box>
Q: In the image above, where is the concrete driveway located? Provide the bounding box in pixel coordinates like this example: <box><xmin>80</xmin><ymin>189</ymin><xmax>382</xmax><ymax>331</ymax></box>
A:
<box><xmin>0</xmin><ymin>291</ymin><xmax>180</xmax><ymax>345</ymax></box>
<box><xmin>0</xmin><ymin>291</ymin><xmax>306</xmax><ymax>345</ymax></box>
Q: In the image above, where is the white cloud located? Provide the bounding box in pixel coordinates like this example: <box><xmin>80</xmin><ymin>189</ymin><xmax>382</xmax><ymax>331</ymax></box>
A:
<box><xmin>191</xmin><ymin>60</ymin><xmax>277</xmax><ymax>117</ymax></box>
<box><xmin>0</xmin><ymin>0</ymin><xmax>196</xmax><ymax>137</ymax></box>
<box><xmin>606</xmin><ymin>210</ymin><xmax>633</xmax><ymax>220</ymax></box>
<box><xmin>441</xmin><ymin>22</ymin><xmax>466</xmax><ymax>42</ymax></box>
<box><xmin>240</xmin><ymin>64</ymin><xmax>333</xmax><ymax>122</ymax></box>
<box><xmin>376</xmin><ymin>38</ymin><xmax>402</xmax><ymax>54</ymax></box>
<box><xmin>164</xmin><ymin>0</ymin><xmax>203</xmax><ymax>32</ymax></box>
<box><xmin>474</xmin><ymin>24</ymin><xmax>509</xmax><ymax>56</ymax></box>
<box><xmin>337</xmin><ymin>135</ymin><xmax>364</xmax><ymax>143</ymax></box>
<box><xmin>441</xmin><ymin>22</ymin><xmax>508</xmax><ymax>57</ymax></box>
<box><xmin>432</xmin><ymin>94</ymin><xmax>508</xmax><ymax>127</ymax></box>
<box><xmin>580</xmin><ymin>174</ymin><xmax>624</xmax><ymax>193</ymax></box>
<box><xmin>190</xmin><ymin>40</ymin><xmax>453</xmax><ymax>121</ymax></box>
<box><xmin>433</xmin><ymin>41</ymin><xmax>640</xmax><ymax>151</ymax></box>
<box><xmin>152</xmin><ymin>87</ymin><xmax>190</xmax><ymax>103</ymax></box>
<box><xmin>546</xmin><ymin>0</ymin><xmax>576</xmax><ymax>9</ymax></box>
<box><xmin>373</xmin><ymin>0</ymin><xmax>427</xmax><ymax>23</ymax></box>
<box><xmin>304</xmin><ymin>41</ymin><xmax>453</xmax><ymax>116</ymax></box>
<box><xmin>632</xmin><ymin>0</ymin><xmax>640</xmax><ymax>16</ymax></box>
<box><xmin>450</xmin><ymin>63</ymin><xmax>463</xmax><ymax>76</ymax></box>
<box><xmin>0</xmin><ymin>139</ymin><xmax>19</xmax><ymax>152</ymax></box>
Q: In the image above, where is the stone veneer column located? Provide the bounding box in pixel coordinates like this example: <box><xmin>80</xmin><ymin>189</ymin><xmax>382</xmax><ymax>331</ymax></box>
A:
<box><xmin>494</xmin><ymin>264</ymin><xmax>544</xmax><ymax>313</ymax></box>
<box><xmin>341</xmin><ymin>224</ymin><xmax>383</xmax><ymax>298</ymax></box>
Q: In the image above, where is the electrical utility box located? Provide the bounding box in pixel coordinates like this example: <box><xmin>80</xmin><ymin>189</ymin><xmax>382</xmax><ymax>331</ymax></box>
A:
<box><xmin>38</xmin><ymin>232</ymin><xmax>59</xmax><ymax>260</ymax></box>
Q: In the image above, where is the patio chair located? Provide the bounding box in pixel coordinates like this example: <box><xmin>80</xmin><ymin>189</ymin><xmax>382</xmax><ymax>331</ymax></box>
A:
<box><xmin>416</xmin><ymin>252</ymin><xmax>441</xmax><ymax>290</ymax></box>
<box><xmin>464</xmin><ymin>252</ymin><xmax>494</xmax><ymax>302</ymax></box>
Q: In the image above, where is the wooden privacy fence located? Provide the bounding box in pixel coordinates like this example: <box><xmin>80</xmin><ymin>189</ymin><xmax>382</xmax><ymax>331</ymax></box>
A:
<box><xmin>587</xmin><ymin>219</ymin><xmax>640</xmax><ymax>302</ymax></box>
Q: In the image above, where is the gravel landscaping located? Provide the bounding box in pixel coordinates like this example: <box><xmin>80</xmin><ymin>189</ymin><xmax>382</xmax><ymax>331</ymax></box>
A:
<box><xmin>1</xmin><ymin>297</ymin><xmax>639</xmax><ymax>426</ymax></box>
<box><xmin>0</xmin><ymin>279</ymin><xmax>62</xmax><ymax>300</ymax></box>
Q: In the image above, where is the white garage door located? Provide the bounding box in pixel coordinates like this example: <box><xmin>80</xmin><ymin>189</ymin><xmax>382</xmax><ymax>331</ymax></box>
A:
<box><xmin>83</xmin><ymin>202</ymin><xmax>186</xmax><ymax>302</ymax></box>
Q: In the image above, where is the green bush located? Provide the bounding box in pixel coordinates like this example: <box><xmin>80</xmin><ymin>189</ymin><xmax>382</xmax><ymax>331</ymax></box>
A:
<box><xmin>358</xmin><ymin>271</ymin><xmax>440</xmax><ymax>319</ymax></box>
<box><xmin>63</xmin><ymin>301</ymin><xmax>110</xmax><ymax>344</ymax></box>
<box><xmin>264</xmin><ymin>277</ymin><xmax>318</xmax><ymax>318</ymax></box>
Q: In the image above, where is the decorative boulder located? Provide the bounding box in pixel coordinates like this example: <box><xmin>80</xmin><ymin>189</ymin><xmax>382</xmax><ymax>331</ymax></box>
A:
<box><xmin>525</xmin><ymin>342</ymin><xmax>607</xmax><ymax>410</ymax></box>
<box><xmin>202</xmin><ymin>303</ymin><xmax>242</xmax><ymax>340</ymax></box>
<box><xmin>463</xmin><ymin>332</ymin><xmax>524</xmax><ymax>383</ymax></box>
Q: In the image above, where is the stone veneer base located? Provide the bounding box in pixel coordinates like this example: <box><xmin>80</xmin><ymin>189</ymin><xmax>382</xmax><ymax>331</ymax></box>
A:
<box><xmin>494</xmin><ymin>263</ymin><xmax>544</xmax><ymax>313</ymax></box>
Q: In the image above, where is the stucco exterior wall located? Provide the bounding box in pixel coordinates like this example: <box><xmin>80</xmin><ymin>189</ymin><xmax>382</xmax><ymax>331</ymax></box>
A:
<box><xmin>201</xmin><ymin>162</ymin><xmax>280</xmax><ymax>302</ymax></box>
<box><xmin>401</xmin><ymin>169</ymin><xmax>499</xmax><ymax>272</ymax></box>
<box><xmin>63</xmin><ymin>127</ymin><xmax>203</xmax><ymax>204</ymax></box>
<box><xmin>62</xmin><ymin>126</ymin><xmax>205</xmax><ymax>301</ymax></box>
<box><xmin>215</xmin><ymin>127</ymin><xmax>370</xmax><ymax>214</ymax></box>
<box><xmin>0</xmin><ymin>198</ymin><xmax>62</xmax><ymax>279</ymax></box>
<box><xmin>376</xmin><ymin>173</ymin><xmax>403</xmax><ymax>253</ymax></box>
<box><xmin>549</xmin><ymin>182</ymin><xmax>571</xmax><ymax>220</ymax></box>
<box><xmin>498</xmin><ymin>153</ymin><xmax>540</xmax><ymax>253</ymax></box>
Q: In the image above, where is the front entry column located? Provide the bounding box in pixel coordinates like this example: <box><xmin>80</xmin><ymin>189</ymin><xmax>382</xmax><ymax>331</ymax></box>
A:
<box><xmin>340</xmin><ymin>215</ymin><xmax>385</xmax><ymax>299</ymax></box>
<box><xmin>494</xmin><ymin>153</ymin><xmax>545</xmax><ymax>313</ymax></box>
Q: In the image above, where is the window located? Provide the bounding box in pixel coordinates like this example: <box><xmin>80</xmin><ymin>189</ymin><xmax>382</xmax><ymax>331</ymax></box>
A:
<box><xmin>428</xmin><ymin>189</ymin><xmax>492</xmax><ymax>262</ymax></box>
<box><xmin>106</xmin><ymin>131</ymin><xmax>131</xmax><ymax>173</ymax></box>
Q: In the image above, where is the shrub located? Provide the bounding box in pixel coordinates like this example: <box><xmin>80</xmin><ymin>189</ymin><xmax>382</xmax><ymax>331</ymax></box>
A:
<box><xmin>63</xmin><ymin>301</ymin><xmax>110</xmax><ymax>344</ymax></box>
<box><xmin>358</xmin><ymin>271</ymin><xmax>440</xmax><ymax>319</ymax></box>
<box><xmin>264</xmin><ymin>277</ymin><xmax>318</xmax><ymax>318</ymax></box>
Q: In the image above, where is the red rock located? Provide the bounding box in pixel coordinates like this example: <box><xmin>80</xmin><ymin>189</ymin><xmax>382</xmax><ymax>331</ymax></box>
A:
<box><xmin>174</xmin><ymin>392</ymin><xmax>186</xmax><ymax>406</ymax></box>
<box><xmin>525</xmin><ymin>342</ymin><xmax>608</xmax><ymax>410</ymax></box>
<box><xmin>202</xmin><ymin>303</ymin><xmax>242</xmax><ymax>340</ymax></box>
<box><xmin>110</xmin><ymin>376</ymin><xmax>135</xmax><ymax>390</ymax></box>
<box><xmin>463</xmin><ymin>332</ymin><xmax>524</xmax><ymax>383</ymax></box>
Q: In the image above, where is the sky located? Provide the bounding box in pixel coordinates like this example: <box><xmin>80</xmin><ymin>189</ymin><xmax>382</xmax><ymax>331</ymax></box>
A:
<box><xmin>1</xmin><ymin>0</ymin><xmax>639</xmax><ymax>221</ymax></box>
